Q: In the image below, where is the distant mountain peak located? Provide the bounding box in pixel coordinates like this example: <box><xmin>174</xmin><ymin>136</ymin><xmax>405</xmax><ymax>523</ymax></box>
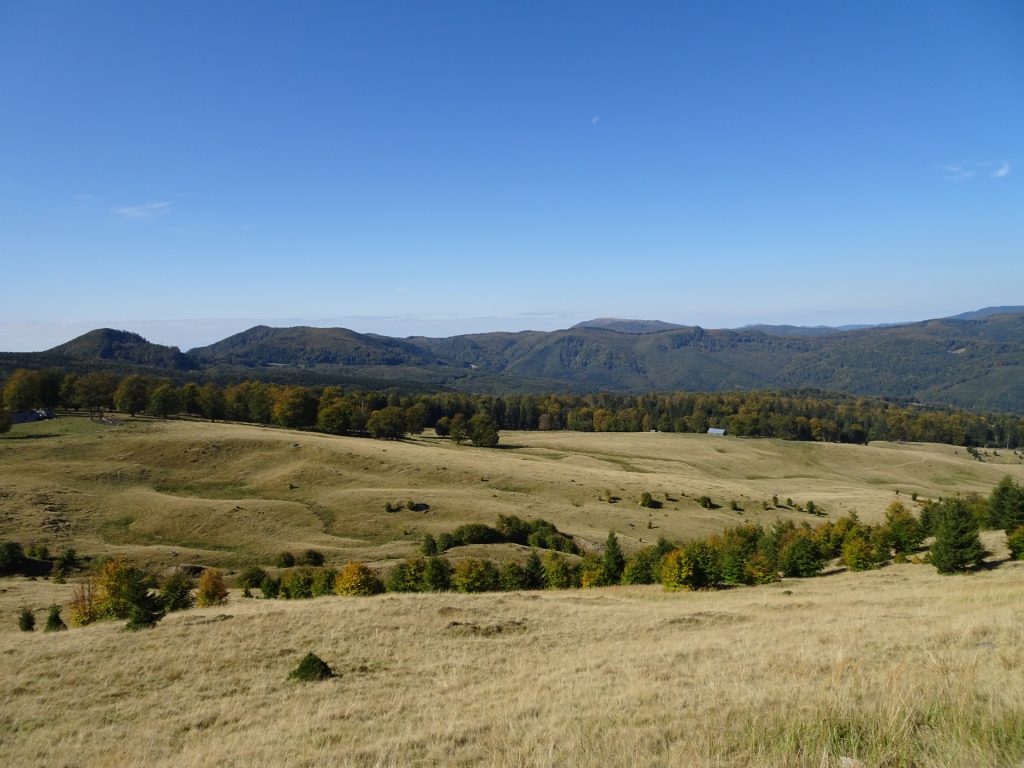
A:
<box><xmin>572</xmin><ymin>318</ymin><xmax>685</xmax><ymax>334</ymax></box>
<box><xmin>47</xmin><ymin>328</ymin><xmax>196</xmax><ymax>370</ymax></box>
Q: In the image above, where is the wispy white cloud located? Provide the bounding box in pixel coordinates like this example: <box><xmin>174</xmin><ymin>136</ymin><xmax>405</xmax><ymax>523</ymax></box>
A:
<box><xmin>943</xmin><ymin>163</ymin><xmax>975</xmax><ymax>182</ymax></box>
<box><xmin>111</xmin><ymin>201</ymin><xmax>172</xmax><ymax>220</ymax></box>
<box><xmin>943</xmin><ymin>160</ymin><xmax>1011</xmax><ymax>182</ymax></box>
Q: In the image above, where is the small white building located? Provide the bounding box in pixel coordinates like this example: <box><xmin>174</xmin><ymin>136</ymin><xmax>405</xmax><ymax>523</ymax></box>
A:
<box><xmin>707</xmin><ymin>427</ymin><xmax>726</xmax><ymax>436</ymax></box>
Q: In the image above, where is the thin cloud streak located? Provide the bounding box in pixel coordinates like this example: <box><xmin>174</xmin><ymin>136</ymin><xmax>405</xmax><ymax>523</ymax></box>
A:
<box><xmin>943</xmin><ymin>160</ymin><xmax>1011</xmax><ymax>182</ymax></box>
<box><xmin>111</xmin><ymin>201</ymin><xmax>172</xmax><ymax>220</ymax></box>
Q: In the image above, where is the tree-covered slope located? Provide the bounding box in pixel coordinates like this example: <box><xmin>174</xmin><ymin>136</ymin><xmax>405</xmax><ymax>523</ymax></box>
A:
<box><xmin>4</xmin><ymin>310</ymin><xmax>1024</xmax><ymax>412</ymax></box>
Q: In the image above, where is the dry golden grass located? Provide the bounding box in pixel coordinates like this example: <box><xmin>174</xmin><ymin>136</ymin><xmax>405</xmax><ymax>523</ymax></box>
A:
<box><xmin>2</xmin><ymin>415</ymin><xmax>1020</xmax><ymax>574</ymax></box>
<box><xmin>2</xmin><ymin>547</ymin><xmax>1023</xmax><ymax>767</ymax></box>
<box><xmin>3</xmin><ymin>419</ymin><xmax>1024</xmax><ymax>765</ymax></box>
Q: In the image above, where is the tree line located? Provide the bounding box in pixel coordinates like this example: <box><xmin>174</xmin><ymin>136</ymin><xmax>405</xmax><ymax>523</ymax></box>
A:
<box><xmin>3</xmin><ymin>367</ymin><xmax>1024</xmax><ymax>449</ymax></box>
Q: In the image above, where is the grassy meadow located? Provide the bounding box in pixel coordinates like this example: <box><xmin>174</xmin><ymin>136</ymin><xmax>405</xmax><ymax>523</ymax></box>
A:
<box><xmin>2</xmin><ymin>414</ymin><xmax>1022</xmax><ymax>572</ymax></box>
<box><xmin>2</xmin><ymin>541</ymin><xmax>1023</xmax><ymax>767</ymax></box>
<box><xmin>3</xmin><ymin>415</ymin><xmax>1024</xmax><ymax>766</ymax></box>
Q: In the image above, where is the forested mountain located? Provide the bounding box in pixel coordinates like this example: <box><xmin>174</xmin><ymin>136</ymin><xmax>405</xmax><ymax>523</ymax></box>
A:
<box><xmin>3</xmin><ymin>309</ymin><xmax>1024</xmax><ymax>413</ymax></box>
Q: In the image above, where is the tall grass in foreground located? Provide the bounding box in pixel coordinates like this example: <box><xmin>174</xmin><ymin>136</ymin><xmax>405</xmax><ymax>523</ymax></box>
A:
<box><xmin>2</xmin><ymin>550</ymin><xmax>1023</xmax><ymax>767</ymax></box>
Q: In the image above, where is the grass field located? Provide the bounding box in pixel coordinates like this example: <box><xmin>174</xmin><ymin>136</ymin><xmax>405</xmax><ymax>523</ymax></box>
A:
<box><xmin>2</xmin><ymin>415</ymin><xmax>1022</xmax><ymax>573</ymax></box>
<box><xmin>2</xmin><ymin>539</ymin><xmax>1022</xmax><ymax>767</ymax></box>
<box><xmin>3</xmin><ymin>416</ymin><xmax>1024</xmax><ymax>766</ymax></box>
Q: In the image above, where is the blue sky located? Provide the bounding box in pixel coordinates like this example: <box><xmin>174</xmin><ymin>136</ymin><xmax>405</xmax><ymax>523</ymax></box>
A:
<box><xmin>1</xmin><ymin>1</ymin><xmax>1021</xmax><ymax>351</ymax></box>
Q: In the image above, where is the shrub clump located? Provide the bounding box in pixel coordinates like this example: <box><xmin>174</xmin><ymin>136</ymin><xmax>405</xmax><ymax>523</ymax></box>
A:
<box><xmin>68</xmin><ymin>557</ymin><xmax>165</xmax><ymax>629</ymax></box>
<box><xmin>452</xmin><ymin>558</ymin><xmax>501</xmax><ymax>592</ymax></box>
<box><xmin>160</xmin><ymin>569</ymin><xmax>196</xmax><ymax>612</ymax></box>
<box><xmin>196</xmin><ymin>569</ymin><xmax>229</xmax><ymax>607</ymax></box>
<box><xmin>44</xmin><ymin>605</ymin><xmax>67</xmax><ymax>632</ymax></box>
<box><xmin>18</xmin><ymin>607</ymin><xmax>35</xmax><ymax>632</ymax></box>
<box><xmin>661</xmin><ymin>541</ymin><xmax>720</xmax><ymax>591</ymax></box>
<box><xmin>289</xmin><ymin>652</ymin><xmax>334</xmax><ymax>682</ymax></box>
<box><xmin>1008</xmin><ymin>526</ymin><xmax>1024</xmax><ymax>560</ymax></box>
<box><xmin>335</xmin><ymin>562</ymin><xmax>384</xmax><ymax>596</ymax></box>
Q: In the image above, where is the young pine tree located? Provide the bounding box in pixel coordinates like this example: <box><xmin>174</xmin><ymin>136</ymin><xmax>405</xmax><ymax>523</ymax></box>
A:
<box><xmin>600</xmin><ymin>531</ymin><xmax>626</xmax><ymax>585</ymax></box>
<box><xmin>44</xmin><ymin>605</ymin><xmax>67</xmax><ymax>632</ymax></box>
<box><xmin>523</xmin><ymin>549</ymin><xmax>546</xmax><ymax>590</ymax></box>
<box><xmin>931</xmin><ymin>498</ymin><xmax>987</xmax><ymax>574</ymax></box>
<box><xmin>18</xmin><ymin>607</ymin><xmax>35</xmax><ymax>632</ymax></box>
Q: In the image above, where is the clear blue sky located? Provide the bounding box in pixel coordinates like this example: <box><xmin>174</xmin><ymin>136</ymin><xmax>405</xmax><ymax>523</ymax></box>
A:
<box><xmin>1</xmin><ymin>1</ymin><xmax>1021</xmax><ymax>351</ymax></box>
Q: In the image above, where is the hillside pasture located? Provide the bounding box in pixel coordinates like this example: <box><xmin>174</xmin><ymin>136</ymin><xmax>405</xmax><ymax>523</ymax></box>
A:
<box><xmin>1</xmin><ymin>415</ymin><xmax>1020</xmax><ymax>572</ymax></box>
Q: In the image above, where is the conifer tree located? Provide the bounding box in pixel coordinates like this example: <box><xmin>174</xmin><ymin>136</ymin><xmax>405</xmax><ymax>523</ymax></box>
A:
<box><xmin>523</xmin><ymin>549</ymin><xmax>546</xmax><ymax>590</ymax></box>
<box><xmin>600</xmin><ymin>531</ymin><xmax>626</xmax><ymax>585</ymax></box>
<box><xmin>931</xmin><ymin>498</ymin><xmax>987</xmax><ymax>574</ymax></box>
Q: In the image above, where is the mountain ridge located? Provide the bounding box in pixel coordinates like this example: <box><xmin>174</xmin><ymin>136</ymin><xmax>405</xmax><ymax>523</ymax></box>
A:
<box><xmin>2</xmin><ymin>307</ymin><xmax>1023</xmax><ymax>413</ymax></box>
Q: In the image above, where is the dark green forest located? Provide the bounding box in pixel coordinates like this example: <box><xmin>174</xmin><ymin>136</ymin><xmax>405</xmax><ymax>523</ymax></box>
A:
<box><xmin>4</xmin><ymin>367</ymin><xmax>1024</xmax><ymax>449</ymax></box>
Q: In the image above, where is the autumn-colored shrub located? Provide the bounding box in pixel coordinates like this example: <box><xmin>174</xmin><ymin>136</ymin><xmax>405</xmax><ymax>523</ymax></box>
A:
<box><xmin>335</xmin><ymin>562</ymin><xmax>384</xmax><ymax>596</ymax></box>
<box><xmin>196</xmin><ymin>569</ymin><xmax>229</xmax><ymax>607</ymax></box>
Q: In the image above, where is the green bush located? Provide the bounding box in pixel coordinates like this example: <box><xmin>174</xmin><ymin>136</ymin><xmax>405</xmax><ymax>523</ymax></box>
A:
<box><xmin>298</xmin><ymin>549</ymin><xmax>325</xmax><ymax>567</ymax></box>
<box><xmin>543</xmin><ymin>552</ymin><xmax>581</xmax><ymax>589</ymax></box>
<box><xmin>1</xmin><ymin>542</ymin><xmax>27</xmax><ymax>575</ymax></box>
<box><xmin>452</xmin><ymin>558</ymin><xmax>501</xmax><ymax>593</ymax></box>
<box><xmin>160</xmin><ymin>569</ymin><xmax>196</xmax><ymax>612</ymax></box>
<box><xmin>125</xmin><ymin>588</ymin><xmax>166</xmax><ymax>631</ymax></box>
<box><xmin>420</xmin><ymin>533</ymin><xmax>439</xmax><ymax>556</ymax></box>
<box><xmin>841</xmin><ymin>535</ymin><xmax>878</xmax><ymax>572</ymax></box>
<box><xmin>661</xmin><ymin>540</ymin><xmax>720</xmax><ymax>591</ymax></box>
<box><xmin>386</xmin><ymin>559</ymin><xmax>427</xmax><ymax>593</ymax></box>
<box><xmin>18</xmin><ymin>607</ymin><xmax>35</xmax><ymax>632</ymax></box>
<box><xmin>51</xmin><ymin>548</ymin><xmax>79</xmax><ymax>582</ymax></box>
<box><xmin>1007</xmin><ymin>526</ymin><xmax>1024</xmax><ymax>560</ymax></box>
<box><xmin>289</xmin><ymin>652</ymin><xmax>334</xmax><ymax>682</ymax></box>
<box><xmin>310</xmin><ymin>567</ymin><xmax>337</xmax><ymax>597</ymax></box>
<box><xmin>622</xmin><ymin>538</ymin><xmax>675</xmax><ymax>585</ymax></box>
<box><xmin>275</xmin><ymin>552</ymin><xmax>296</xmax><ymax>568</ymax></box>
<box><xmin>881</xmin><ymin>501</ymin><xmax>924</xmax><ymax>556</ymax></box>
<box><xmin>697</xmin><ymin>495</ymin><xmax>715</xmax><ymax>509</ymax></box>
<box><xmin>44</xmin><ymin>605</ymin><xmax>67</xmax><ymax>632</ymax></box>
<box><xmin>259</xmin><ymin>575</ymin><xmax>281</xmax><ymax>599</ymax></box>
<box><xmin>237</xmin><ymin>566</ymin><xmax>268</xmax><ymax>591</ymax></box>
<box><xmin>496</xmin><ymin>515</ymin><xmax>532</xmax><ymax>544</ymax></box>
<box><xmin>279</xmin><ymin>567</ymin><xmax>316</xmax><ymax>599</ymax></box>
<box><xmin>422</xmin><ymin>557</ymin><xmax>453</xmax><ymax>591</ymax></box>
<box><xmin>778</xmin><ymin>534</ymin><xmax>825</xmax><ymax>578</ymax></box>
<box><xmin>499</xmin><ymin>562</ymin><xmax>528</xmax><ymax>591</ymax></box>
